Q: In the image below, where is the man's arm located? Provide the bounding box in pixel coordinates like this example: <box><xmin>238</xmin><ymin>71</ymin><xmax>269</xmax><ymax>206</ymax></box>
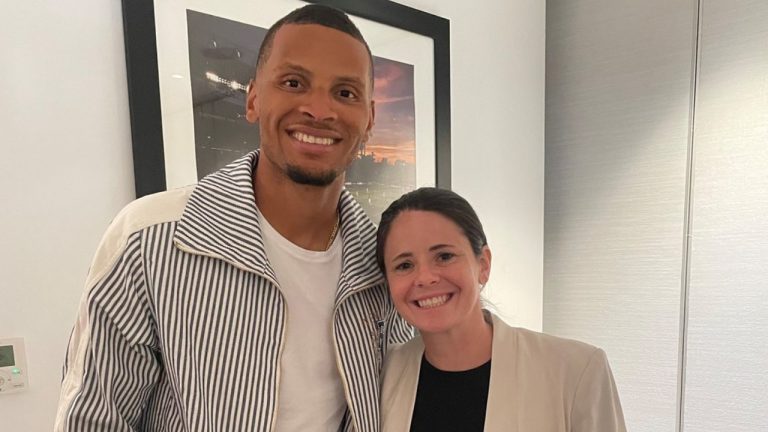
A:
<box><xmin>55</xmin><ymin>231</ymin><xmax>162</xmax><ymax>431</ymax></box>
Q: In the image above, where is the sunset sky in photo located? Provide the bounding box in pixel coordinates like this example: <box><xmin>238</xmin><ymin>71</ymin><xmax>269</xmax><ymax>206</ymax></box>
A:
<box><xmin>368</xmin><ymin>57</ymin><xmax>416</xmax><ymax>165</ymax></box>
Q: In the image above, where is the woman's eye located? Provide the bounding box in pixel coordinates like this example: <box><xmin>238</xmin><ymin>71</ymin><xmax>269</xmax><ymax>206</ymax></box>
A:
<box><xmin>394</xmin><ymin>262</ymin><xmax>413</xmax><ymax>272</ymax></box>
<box><xmin>437</xmin><ymin>252</ymin><xmax>455</xmax><ymax>262</ymax></box>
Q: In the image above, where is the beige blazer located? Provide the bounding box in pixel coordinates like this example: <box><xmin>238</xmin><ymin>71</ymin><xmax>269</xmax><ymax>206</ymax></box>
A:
<box><xmin>381</xmin><ymin>313</ymin><xmax>627</xmax><ymax>432</ymax></box>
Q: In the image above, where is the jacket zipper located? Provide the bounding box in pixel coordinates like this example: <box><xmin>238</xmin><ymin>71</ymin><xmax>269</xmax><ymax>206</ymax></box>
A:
<box><xmin>177</xmin><ymin>242</ymin><xmax>384</xmax><ymax>431</ymax></box>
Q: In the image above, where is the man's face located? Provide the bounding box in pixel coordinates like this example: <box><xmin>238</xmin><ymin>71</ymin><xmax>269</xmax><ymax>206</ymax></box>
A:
<box><xmin>246</xmin><ymin>23</ymin><xmax>375</xmax><ymax>186</ymax></box>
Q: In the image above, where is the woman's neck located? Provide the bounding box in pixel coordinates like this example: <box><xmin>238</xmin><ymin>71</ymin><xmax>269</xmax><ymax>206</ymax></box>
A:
<box><xmin>421</xmin><ymin>311</ymin><xmax>493</xmax><ymax>371</ymax></box>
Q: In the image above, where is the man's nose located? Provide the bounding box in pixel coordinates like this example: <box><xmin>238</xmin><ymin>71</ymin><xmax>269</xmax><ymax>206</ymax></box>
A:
<box><xmin>299</xmin><ymin>89</ymin><xmax>338</xmax><ymax>122</ymax></box>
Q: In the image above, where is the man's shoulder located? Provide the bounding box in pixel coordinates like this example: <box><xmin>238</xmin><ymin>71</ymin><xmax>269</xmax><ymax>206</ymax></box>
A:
<box><xmin>84</xmin><ymin>186</ymin><xmax>195</xmax><ymax>286</ymax></box>
<box><xmin>338</xmin><ymin>189</ymin><xmax>380</xmax><ymax>259</ymax></box>
<box><xmin>111</xmin><ymin>186</ymin><xmax>195</xmax><ymax>235</ymax></box>
<box><xmin>339</xmin><ymin>189</ymin><xmax>377</xmax><ymax>230</ymax></box>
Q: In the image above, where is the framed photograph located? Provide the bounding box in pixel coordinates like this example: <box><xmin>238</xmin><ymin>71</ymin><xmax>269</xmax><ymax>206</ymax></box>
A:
<box><xmin>123</xmin><ymin>0</ymin><xmax>450</xmax><ymax>221</ymax></box>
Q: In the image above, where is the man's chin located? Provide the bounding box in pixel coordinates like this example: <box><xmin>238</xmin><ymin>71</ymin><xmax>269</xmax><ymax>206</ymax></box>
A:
<box><xmin>286</xmin><ymin>165</ymin><xmax>338</xmax><ymax>187</ymax></box>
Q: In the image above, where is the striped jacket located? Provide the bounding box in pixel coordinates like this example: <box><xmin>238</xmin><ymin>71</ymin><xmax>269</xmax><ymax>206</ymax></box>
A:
<box><xmin>55</xmin><ymin>151</ymin><xmax>412</xmax><ymax>431</ymax></box>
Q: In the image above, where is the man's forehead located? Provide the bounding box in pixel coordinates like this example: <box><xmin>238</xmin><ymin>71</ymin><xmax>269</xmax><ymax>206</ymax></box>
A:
<box><xmin>266</xmin><ymin>24</ymin><xmax>372</xmax><ymax>81</ymax></box>
<box><xmin>270</xmin><ymin>24</ymin><xmax>366</xmax><ymax>57</ymax></box>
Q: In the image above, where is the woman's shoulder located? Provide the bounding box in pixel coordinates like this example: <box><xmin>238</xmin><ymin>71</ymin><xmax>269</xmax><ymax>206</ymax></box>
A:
<box><xmin>384</xmin><ymin>336</ymin><xmax>424</xmax><ymax>369</ymax></box>
<box><xmin>491</xmin><ymin>314</ymin><xmax>606</xmax><ymax>371</ymax></box>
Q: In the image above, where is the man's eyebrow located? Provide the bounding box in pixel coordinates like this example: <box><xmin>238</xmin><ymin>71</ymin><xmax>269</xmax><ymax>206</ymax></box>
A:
<box><xmin>278</xmin><ymin>63</ymin><xmax>366</xmax><ymax>88</ymax></box>
<box><xmin>280</xmin><ymin>63</ymin><xmax>314</xmax><ymax>77</ymax></box>
<box><xmin>337</xmin><ymin>76</ymin><xmax>366</xmax><ymax>88</ymax></box>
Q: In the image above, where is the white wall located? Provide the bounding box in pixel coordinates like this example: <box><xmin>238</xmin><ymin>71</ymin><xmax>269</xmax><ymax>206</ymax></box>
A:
<box><xmin>544</xmin><ymin>1</ymin><xmax>696</xmax><ymax>430</ymax></box>
<box><xmin>0</xmin><ymin>0</ymin><xmax>544</xmax><ymax>430</ymax></box>
<box><xmin>0</xmin><ymin>1</ymin><xmax>135</xmax><ymax>430</ymax></box>
<box><xmin>683</xmin><ymin>1</ymin><xmax>768</xmax><ymax>430</ymax></box>
<box><xmin>545</xmin><ymin>1</ymin><xmax>768</xmax><ymax>431</ymax></box>
<box><xmin>397</xmin><ymin>0</ymin><xmax>546</xmax><ymax>329</ymax></box>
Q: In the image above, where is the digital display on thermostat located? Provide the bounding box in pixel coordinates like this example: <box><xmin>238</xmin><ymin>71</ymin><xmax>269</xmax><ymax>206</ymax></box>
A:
<box><xmin>0</xmin><ymin>345</ymin><xmax>15</xmax><ymax>368</ymax></box>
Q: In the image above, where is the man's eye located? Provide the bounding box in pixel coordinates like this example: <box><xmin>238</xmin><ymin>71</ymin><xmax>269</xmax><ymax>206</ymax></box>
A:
<box><xmin>338</xmin><ymin>89</ymin><xmax>357</xmax><ymax>99</ymax></box>
<box><xmin>283</xmin><ymin>79</ymin><xmax>301</xmax><ymax>88</ymax></box>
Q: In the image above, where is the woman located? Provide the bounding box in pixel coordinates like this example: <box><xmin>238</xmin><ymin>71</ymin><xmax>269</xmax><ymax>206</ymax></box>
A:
<box><xmin>376</xmin><ymin>188</ymin><xmax>626</xmax><ymax>432</ymax></box>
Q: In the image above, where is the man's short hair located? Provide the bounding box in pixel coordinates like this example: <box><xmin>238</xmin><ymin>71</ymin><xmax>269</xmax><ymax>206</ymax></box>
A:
<box><xmin>254</xmin><ymin>4</ymin><xmax>373</xmax><ymax>83</ymax></box>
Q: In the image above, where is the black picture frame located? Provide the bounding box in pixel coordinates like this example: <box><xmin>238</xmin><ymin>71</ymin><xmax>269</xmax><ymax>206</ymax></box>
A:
<box><xmin>122</xmin><ymin>0</ymin><xmax>451</xmax><ymax>198</ymax></box>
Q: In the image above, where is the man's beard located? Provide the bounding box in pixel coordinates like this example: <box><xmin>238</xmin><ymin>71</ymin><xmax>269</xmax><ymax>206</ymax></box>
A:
<box><xmin>285</xmin><ymin>164</ymin><xmax>338</xmax><ymax>187</ymax></box>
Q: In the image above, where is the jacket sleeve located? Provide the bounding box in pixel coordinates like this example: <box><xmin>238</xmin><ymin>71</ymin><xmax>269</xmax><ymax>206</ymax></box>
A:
<box><xmin>570</xmin><ymin>348</ymin><xmax>627</xmax><ymax>432</ymax></box>
<box><xmin>55</xmin><ymin>231</ymin><xmax>162</xmax><ymax>431</ymax></box>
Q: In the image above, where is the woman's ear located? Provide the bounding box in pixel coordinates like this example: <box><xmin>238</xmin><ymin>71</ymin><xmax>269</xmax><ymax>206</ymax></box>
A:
<box><xmin>478</xmin><ymin>245</ymin><xmax>492</xmax><ymax>286</ymax></box>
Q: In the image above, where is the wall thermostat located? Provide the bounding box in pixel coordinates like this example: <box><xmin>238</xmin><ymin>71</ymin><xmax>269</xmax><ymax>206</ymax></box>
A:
<box><xmin>0</xmin><ymin>337</ymin><xmax>28</xmax><ymax>394</ymax></box>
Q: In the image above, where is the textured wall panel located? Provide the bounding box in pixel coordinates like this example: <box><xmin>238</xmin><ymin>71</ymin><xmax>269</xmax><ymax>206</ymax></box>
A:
<box><xmin>682</xmin><ymin>1</ymin><xmax>768</xmax><ymax>431</ymax></box>
<box><xmin>544</xmin><ymin>1</ymin><xmax>697</xmax><ymax>431</ymax></box>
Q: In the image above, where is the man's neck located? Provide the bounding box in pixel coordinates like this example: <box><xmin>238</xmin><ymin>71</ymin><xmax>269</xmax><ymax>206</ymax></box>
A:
<box><xmin>253</xmin><ymin>160</ymin><xmax>343</xmax><ymax>251</ymax></box>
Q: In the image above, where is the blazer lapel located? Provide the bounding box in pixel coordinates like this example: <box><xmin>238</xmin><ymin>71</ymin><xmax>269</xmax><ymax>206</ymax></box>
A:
<box><xmin>382</xmin><ymin>339</ymin><xmax>424</xmax><ymax>432</ymax></box>
<box><xmin>484</xmin><ymin>313</ymin><xmax>519</xmax><ymax>431</ymax></box>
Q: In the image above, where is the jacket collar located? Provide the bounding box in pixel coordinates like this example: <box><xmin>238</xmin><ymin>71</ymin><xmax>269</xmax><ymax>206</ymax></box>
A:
<box><xmin>173</xmin><ymin>150</ymin><xmax>385</xmax><ymax>298</ymax></box>
<box><xmin>484</xmin><ymin>313</ymin><xmax>518</xmax><ymax>431</ymax></box>
<box><xmin>382</xmin><ymin>312</ymin><xmax>516</xmax><ymax>432</ymax></box>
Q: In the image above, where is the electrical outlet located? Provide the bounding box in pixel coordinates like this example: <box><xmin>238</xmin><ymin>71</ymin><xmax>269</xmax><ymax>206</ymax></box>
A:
<box><xmin>0</xmin><ymin>338</ymin><xmax>28</xmax><ymax>394</ymax></box>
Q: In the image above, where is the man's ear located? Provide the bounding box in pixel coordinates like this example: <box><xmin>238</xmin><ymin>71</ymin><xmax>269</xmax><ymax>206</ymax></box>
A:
<box><xmin>245</xmin><ymin>79</ymin><xmax>259</xmax><ymax>124</ymax></box>
<box><xmin>366</xmin><ymin>99</ymin><xmax>376</xmax><ymax>139</ymax></box>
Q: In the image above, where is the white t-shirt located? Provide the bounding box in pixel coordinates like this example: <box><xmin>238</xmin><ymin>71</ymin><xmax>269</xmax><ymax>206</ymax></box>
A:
<box><xmin>257</xmin><ymin>208</ymin><xmax>346</xmax><ymax>431</ymax></box>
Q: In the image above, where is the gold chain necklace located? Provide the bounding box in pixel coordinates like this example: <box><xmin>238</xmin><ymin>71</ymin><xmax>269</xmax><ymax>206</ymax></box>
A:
<box><xmin>325</xmin><ymin>212</ymin><xmax>340</xmax><ymax>251</ymax></box>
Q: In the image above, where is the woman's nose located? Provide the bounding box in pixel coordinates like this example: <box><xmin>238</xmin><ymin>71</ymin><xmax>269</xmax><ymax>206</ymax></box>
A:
<box><xmin>415</xmin><ymin>265</ymin><xmax>439</xmax><ymax>287</ymax></box>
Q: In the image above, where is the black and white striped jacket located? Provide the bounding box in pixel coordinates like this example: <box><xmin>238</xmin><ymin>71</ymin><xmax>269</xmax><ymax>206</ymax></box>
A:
<box><xmin>55</xmin><ymin>151</ymin><xmax>412</xmax><ymax>431</ymax></box>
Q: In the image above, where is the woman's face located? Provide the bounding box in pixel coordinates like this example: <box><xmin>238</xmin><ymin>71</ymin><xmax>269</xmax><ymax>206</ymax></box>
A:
<box><xmin>383</xmin><ymin>210</ymin><xmax>491</xmax><ymax>336</ymax></box>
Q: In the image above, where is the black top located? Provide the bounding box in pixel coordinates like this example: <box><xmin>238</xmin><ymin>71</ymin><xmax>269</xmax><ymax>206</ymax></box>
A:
<box><xmin>409</xmin><ymin>355</ymin><xmax>491</xmax><ymax>432</ymax></box>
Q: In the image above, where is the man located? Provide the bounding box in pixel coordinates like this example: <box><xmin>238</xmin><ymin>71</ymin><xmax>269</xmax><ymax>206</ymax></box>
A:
<box><xmin>55</xmin><ymin>5</ymin><xmax>411</xmax><ymax>431</ymax></box>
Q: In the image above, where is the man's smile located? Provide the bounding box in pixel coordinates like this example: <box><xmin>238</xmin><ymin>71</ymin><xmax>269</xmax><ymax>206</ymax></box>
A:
<box><xmin>290</xmin><ymin>131</ymin><xmax>338</xmax><ymax>146</ymax></box>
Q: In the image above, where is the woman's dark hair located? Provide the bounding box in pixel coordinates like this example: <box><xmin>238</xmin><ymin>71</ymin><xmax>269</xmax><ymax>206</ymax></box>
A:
<box><xmin>376</xmin><ymin>187</ymin><xmax>488</xmax><ymax>273</ymax></box>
